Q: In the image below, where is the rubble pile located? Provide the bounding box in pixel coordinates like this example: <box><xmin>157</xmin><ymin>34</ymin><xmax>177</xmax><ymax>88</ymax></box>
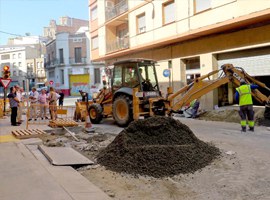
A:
<box><xmin>97</xmin><ymin>116</ymin><xmax>220</xmax><ymax>178</ymax></box>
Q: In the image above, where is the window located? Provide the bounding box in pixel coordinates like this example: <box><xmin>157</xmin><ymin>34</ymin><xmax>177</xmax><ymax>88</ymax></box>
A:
<box><xmin>12</xmin><ymin>54</ymin><xmax>16</xmax><ymax>59</ymax></box>
<box><xmin>92</xmin><ymin>36</ymin><xmax>98</xmax><ymax>49</ymax></box>
<box><xmin>37</xmin><ymin>62</ymin><xmax>40</xmax><ymax>69</ymax></box>
<box><xmin>186</xmin><ymin>74</ymin><xmax>200</xmax><ymax>84</ymax></box>
<box><xmin>49</xmin><ymin>71</ymin><xmax>54</xmax><ymax>78</ymax></box>
<box><xmin>13</xmin><ymin>62</ymin><xmax>16</xmax><ymax>67</ymax></box>
<box><xmin>60</xmin><ymin>69</ymin><xmax>64</xmax><ymax>84</ymax></box>
<box><xmin>194</xmin><ymin>0</ymin><xmax>211</xmax><ymax>13</ymax></box>
<box><xmin>112</xmin><ymin>66</ymin><xmax>122</xmax><ymax>87</ymax></box>
<box><xmin>18</xmin><ymin>62</ymin><xmax>22</xmax><ymax>67</ymax></box>
<box><xmin>137</xmin><ymin>13</ymin><xmax>146</xmax><ymax>34</ymax></box>
<box><xmin>91</xmin><ymin>6</ymin><xmax>97</xmax><ymax>21</ymax></box>
<box><xmin>18</xmin><ymin>53</ymin><xmax>22</xmax><ymax>58</ymax></box>
<box><xmin>73</xmin><ymin>38</ymin><xmax>82</xmax><ymax>43</ymax></box>
<box><xmin>1</xmin><ymin>54</ymin><xmax>10</xmax><ymax>60</ymax></box>
<box><xmin>163</xmin><ymin>1</ymin><xmax>175</xmax><ymax>25</ymax></box>
<box><xmin>74</xmin><ymin>47</ymin><xmax>82</xmax><ymax>63</ymax></box>
<box><xmin>186</xmin><ymin>58</ymin><xmax>200</xmax><ymax>70</ymax></box>
<box><xmin>185</xmin><ymin>57</ymin><xmax>200</xmax><ymax>84</ymax></box>
<box><xmin>59</xmin><ymin>48</ymin><xmax>64</xmax><ymax>64</ymax></box>
<box><xmin>94</xmin><ymin>68</ymin><xmax>101</xmax><ymax>84</ymax></box>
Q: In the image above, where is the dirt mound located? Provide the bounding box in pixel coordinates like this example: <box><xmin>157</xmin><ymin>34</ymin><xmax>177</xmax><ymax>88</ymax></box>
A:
<box><xmin>199</xmin><ymin>109</ymin><xmax>240</xmax><ymax>123</ymax></box>
<box><xmin>97</xmin><ymin>116</ymin><xmax>220</xmax><ymax>178</ymax></box>
<box><xmin>198</xmin><ymin>107</ymin><xmax>270</xmax><ymax>126</ymax></box>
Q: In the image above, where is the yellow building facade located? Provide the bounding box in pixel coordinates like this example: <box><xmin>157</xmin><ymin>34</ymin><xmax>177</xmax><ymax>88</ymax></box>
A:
<box><xmin>89</xmin><ymin>0</ymin><xmax>270</xmax><ymax>110</ymax></box>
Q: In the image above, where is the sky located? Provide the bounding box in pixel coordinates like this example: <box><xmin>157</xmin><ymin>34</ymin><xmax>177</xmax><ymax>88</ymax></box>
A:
<box><xmin>0</xmin><ymin>0</ymin><xmax>89</xmax><ymax>45</ymax></box>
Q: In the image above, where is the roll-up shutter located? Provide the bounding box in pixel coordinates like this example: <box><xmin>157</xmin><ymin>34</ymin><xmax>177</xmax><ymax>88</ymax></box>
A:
<box><xmin>217</xmin><ymin>47</ymin><xmax>270</xmax><ymax>76</ymax></box>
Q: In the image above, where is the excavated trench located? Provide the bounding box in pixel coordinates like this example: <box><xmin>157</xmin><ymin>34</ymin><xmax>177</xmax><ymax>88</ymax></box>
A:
<box><xmin>97</xmin><ymin>116</ymin><xmax>220</xmax><ymax>178</ymax></box>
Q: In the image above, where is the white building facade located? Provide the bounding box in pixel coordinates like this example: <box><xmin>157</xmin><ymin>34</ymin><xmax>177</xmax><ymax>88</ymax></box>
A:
<box><xmin>45</xmin><ymin>31</ymin><xmax>104</xmax><ymax>96</ymax></box>
<box><xmin>90</xmin><ymin>0</ymin><xmax>270</xmax><ymax>109</ymax></box>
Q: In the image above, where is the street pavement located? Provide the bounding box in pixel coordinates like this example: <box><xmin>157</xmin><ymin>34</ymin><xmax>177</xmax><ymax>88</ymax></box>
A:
<box><xmin>1</xmin><ymin>105</ymin><xmax>270</xmax><ymax>200</ymax></box>
<box><xmin>0</xmin><ymin>113</ymin><xmax>111</xmax><ymax>200</ymax></box>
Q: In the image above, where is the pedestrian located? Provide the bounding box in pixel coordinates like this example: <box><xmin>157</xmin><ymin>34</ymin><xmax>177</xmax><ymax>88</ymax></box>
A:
<box><xmin>58</xmin><ymin>90</ymin><xmax>64</xmax><ymax>108</ymax></box>
<box><xmin>28</xmin><ymin>87</ymin><xmax>39</xmax><ymax>121</ymax></box>
<box><xmin>15</xmin><ymin>85</ymin><xmax>23</xmax><ymax>124</ymax></box>
<box><xmin>48</xmin><ymin>87</ymin><xmax>58</xmax><ymax>120</ymax></box>
<box><xmin>7</xmin><ymin>86</ymin><xmax>20</xmax><ymax>126</ymax></box>
<box><xmin>38</xmin><ymin>89</ymin><xmax>48</xmax><ymax>120</ymax></box>
<box><xmin>235</xmin><ymin>79</ymin><xmax>258</xmax><ymax>132</ymax></box>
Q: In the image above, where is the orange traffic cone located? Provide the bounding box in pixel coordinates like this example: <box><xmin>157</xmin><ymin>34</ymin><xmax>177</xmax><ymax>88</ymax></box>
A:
<box><xmin>85</xmin><ymin>114</ymin><xmax>95</xmax><ymax>133</ymax></box>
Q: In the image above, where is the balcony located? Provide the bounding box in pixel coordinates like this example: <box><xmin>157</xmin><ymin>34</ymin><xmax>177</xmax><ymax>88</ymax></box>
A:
<box><xmin>106</xmin><ymin>36</ymin><xmax>129</xmax><ymax>53</ymax></box>
<box><xmin>69</xmin><ymin>57</ymin><xmax>87</xmax><ymax>65</ymax></box>
<box><xmin>45</xmin><ymin>58</ymin><xmax>65</xmax><ymax>68</ymax></box>
<box><xmin>36</xmin><ymin>73</ymin><xmax>46</xmax><ymax>78</ymax></box>
<box><xmin>105</xmin><ymin>0</ymin><xmax>128</xmax><ymax>22</ymax></box>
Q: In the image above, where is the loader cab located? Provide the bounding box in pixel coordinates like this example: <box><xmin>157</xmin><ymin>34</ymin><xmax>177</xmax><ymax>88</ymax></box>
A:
<box><xmin>112</xmin><ymin>59</ymin><xmax>160</xmax><ymax>97</ymax></box>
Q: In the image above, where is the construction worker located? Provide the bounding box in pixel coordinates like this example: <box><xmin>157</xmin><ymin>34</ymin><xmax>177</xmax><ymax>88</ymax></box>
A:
<box><xmin>190</xmin><ymin>98</ymin><xmax>200</xmax><ymax>118</ymax></box>
<box><xmin>235</xmin><ymin>79</ymin><xmax>258</xmax><ymax>132</ymax></box>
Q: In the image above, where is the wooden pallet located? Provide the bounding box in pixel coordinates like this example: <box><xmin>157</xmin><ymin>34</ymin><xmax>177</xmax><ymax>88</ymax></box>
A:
<box><xmin>49</xmin><ymin>119</ymin><xmax>79</xmax><ymax>128</ymax></box>
<box><xmin>12</xmin><ymin>129</ymin><xmax>46</xmax><ymax>139</ymax></box>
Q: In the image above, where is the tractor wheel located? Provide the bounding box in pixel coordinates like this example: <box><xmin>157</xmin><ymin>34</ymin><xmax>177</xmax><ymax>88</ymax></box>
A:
<box><xmin>88</xmin><ymin>103</ymin><xmax>103</xmax><ymax>124</ymax></box>
<box><xmin>113</xmin><ymin>95</ymin><xmax>133</xmax><ymax>127</ymax></box>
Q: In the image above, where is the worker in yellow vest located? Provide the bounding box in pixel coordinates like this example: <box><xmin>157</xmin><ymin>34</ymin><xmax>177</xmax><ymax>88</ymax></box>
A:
<box><xmin>190</xmin><ymin>98</ymin><xmax>200</xmax><ymax>118</ymax></box>
<box><xmin>235</xmin><ymin>79</ymin><xmax>258</xmax><ymax>132</ymax></box>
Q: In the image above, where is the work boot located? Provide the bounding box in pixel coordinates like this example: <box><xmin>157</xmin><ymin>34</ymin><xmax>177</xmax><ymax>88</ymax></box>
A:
<box><xmin>241</xmin><ymin>127</ymin><xmax>246</xmax><ymax>132</ymax></box>
<box><xmin>249</xmin><ymin>127</ymin><xmax>254</xmax><ymax>132</ymax></box>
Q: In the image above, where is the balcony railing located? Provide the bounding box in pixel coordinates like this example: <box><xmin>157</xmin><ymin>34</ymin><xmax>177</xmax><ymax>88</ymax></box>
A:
<box><xmin>45</xmin><ymin>58</ymin><xmax>65</xmax><ymax>68</ymax></box>
<box><xmin>106</xmin><ymin>36</ymin><xmax>129</xmax><ymax>53</ymax></box>
<box><xmin>105</xmin><ymin>0</ymin><xmax>128</xmax><ymax>22</ymax></box>
<box><xmin>37</xmin><ymin>73</ymin><xmax>46</xmax><ymax>78</ymax></box>
<box><xmin>69</xmin><ymin>57</ymin><xmax>87</xmax><ymax>65</ymax></box>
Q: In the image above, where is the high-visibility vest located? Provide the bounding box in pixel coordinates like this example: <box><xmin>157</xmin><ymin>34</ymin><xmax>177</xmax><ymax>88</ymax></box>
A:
<box><xmin>236</xmin><ymin>85</ymin><xmax>253</xmax><ymax>106</ymax></box>
<box><xmin>190</xmin><ymin>99</ymin><xmax>197</xmax><ymax>108</ymax></box>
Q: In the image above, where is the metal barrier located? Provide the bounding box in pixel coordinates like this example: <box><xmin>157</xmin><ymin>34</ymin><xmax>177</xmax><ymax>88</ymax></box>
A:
<box><xmin>26</xmin><ymin>104</ymin><xmax>84</xmax><ymax>129</ymax></box>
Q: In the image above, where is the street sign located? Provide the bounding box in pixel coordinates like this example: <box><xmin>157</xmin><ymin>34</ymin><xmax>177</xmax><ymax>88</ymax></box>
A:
<box><xmin>163</xmin><ymin>69</ymin><xmax>170</xmax><ymax>77</ymax></box>
<box><xmin>49</xmin><ymin>80</ymin><xmax>54</xmax><ymax>85</ymax></box>
<box><xmin>0</xmin><ymin>78</ymin><xmax>11</xmax><ymax>88</ymax></box>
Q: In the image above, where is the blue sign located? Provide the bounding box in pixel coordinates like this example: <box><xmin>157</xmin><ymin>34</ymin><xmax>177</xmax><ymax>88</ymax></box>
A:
<box><xmin>163</xmin><ymin>69</ymin><xmax>170</xmax><ymax>77</ymax></box>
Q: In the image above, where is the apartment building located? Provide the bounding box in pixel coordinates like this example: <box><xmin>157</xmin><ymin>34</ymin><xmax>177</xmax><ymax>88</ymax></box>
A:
<box><xmin>89</xmin><ymin>0</ymin><xmax>270</xmax><ymax>109</ymax></box>
<box><xmin>45</xmin><ymin>18</ymin><xmax>104</xmax><ymax>96</ymax></box>
<box><xmin>0</xmin><ymin>36</ymin><xmax>46</xmax><ymax>90</ymax></box>
<box><xmin>44</xmin><ymin>16</ymin><xmax>89</xmax><ymax>40</ymax></box>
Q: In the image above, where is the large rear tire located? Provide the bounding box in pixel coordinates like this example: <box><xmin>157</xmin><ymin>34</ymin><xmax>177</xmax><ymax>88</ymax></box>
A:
<box><xmin>113</xmin><ymin>95</ymin><xmax>133</xmax><ymax>127</ymax></box>
<box><xmin>88</xmin><ymin>103</ymin><xmax>103</xmax><ymax>124</ymax></box>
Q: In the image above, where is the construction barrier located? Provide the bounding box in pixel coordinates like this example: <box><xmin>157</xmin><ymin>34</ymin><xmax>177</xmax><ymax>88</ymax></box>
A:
<box><xmin>0</xmin><ymin>99</ymin><xmax>3</xmax><ymax>118</ymax></box>
<box><xmin>26</xmin><ymin>104</ymin><xmax>84</xmax><ymax>129</ymax></box>
<box><xmin>0</xmin><ymin>98</ymin><xmax>10</xmax><ymax>117</ymax></box>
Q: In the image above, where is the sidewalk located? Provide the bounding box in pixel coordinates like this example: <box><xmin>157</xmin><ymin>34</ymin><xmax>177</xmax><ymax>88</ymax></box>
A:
<box><xmin>0</xmin><ymin>116</ymin><xmax>111</xmax><ymax>200</ymax></box>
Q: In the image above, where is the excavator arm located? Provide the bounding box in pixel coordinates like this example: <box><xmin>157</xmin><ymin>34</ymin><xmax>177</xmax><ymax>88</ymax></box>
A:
<box><xmin>167</xmin><ymin>64</ymin><xmax>270</xmax><ymax>113</ymax></box>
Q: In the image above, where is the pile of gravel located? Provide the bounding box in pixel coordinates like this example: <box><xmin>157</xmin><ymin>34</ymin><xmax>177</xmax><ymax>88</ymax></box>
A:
<box><xmin>97</xmin><ymin>116</ymin><xmax>220</xmax><ymax>178</ymax></box>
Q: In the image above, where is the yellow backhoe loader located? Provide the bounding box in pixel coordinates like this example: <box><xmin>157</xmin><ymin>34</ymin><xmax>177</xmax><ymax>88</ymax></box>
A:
<box><xmin>77</xmin><ymin>59</ymin><xmax>270</xmax><ymax>126</ymax></box>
